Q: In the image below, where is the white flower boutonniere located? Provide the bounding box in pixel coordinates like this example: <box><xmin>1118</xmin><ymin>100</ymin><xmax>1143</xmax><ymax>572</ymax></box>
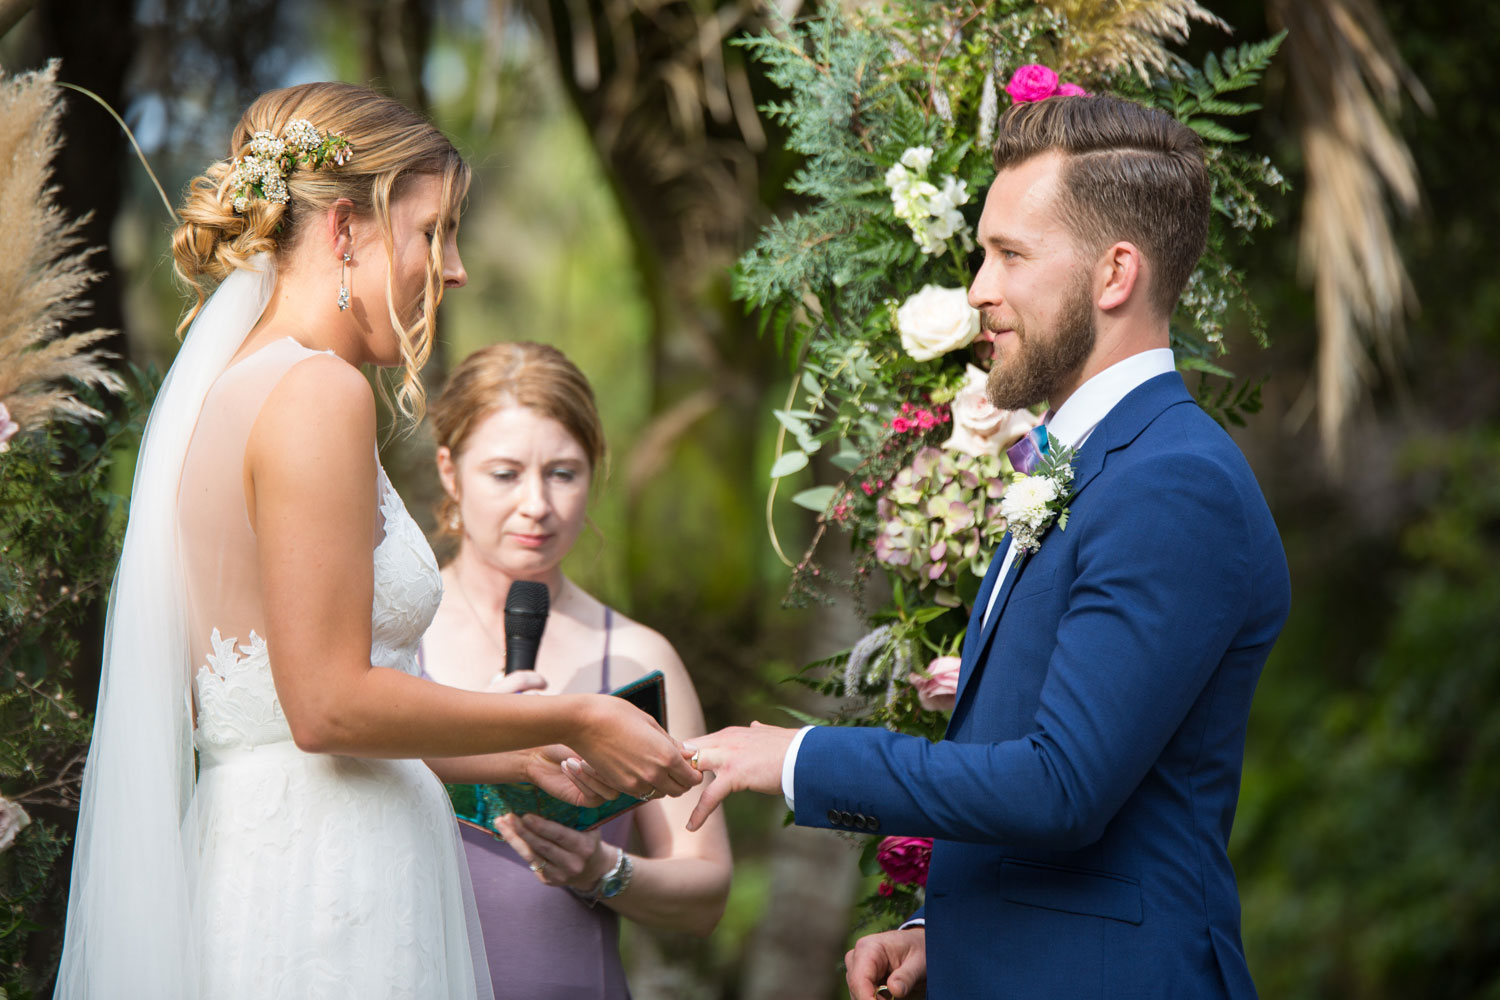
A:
<box><xmin>1000</xmin><ymin>446</ymin><xmax>1076</xmax><ymax>556</ymax></box>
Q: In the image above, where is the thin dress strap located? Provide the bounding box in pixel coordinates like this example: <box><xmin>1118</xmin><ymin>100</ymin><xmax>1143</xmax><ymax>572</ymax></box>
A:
<box><xmin>598</xmin><ymin>608</ymin><xmax>613</xmax><ymax>693</ymax></box>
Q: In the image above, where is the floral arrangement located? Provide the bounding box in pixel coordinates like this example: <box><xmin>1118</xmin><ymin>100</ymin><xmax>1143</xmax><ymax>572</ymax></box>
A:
<box><xmin>228</xmin><ymin>118</ymin><xmax>354</xmax><ymax>213</ymax></box>
<box><xmin>736</xmin><ymin>0</ymin><xmax>1286</xmax><ymax>930</ymax></box>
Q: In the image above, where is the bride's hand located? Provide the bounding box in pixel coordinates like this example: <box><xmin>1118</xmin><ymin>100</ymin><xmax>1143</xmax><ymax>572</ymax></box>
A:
<box><xmin>573</xmin><ymin>695</ymin><xmax>701</xmax><ymax>800</ymax></box>
<box><xmin>522</xmin><ymin>744</ymin><xmax>616</xmax><ymax>807</ymax></box>
<box><xmin>484</xmin><ymin>671</ymin><xmax>548</xmax><ymax>695</ymax></box>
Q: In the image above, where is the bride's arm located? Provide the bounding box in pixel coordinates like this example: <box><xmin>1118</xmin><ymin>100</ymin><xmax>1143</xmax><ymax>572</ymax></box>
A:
<box><xmin>245</xmin><ymin>354</ymin><xmax>699</xmax><ymax>799</ymax></box>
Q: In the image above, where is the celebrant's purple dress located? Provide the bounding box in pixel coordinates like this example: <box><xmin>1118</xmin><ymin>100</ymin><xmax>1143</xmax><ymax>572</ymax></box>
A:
<box><xmin>420</xmin><ymin>610</ymin><xmax>634</xmax><ymax>1000</ymax></box>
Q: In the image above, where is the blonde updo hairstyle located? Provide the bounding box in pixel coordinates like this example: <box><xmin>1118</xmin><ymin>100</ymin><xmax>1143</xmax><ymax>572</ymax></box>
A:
<box><xmin>429</xmin><ymin>342</ymin><xmax>607</xmax><ymax>539</ymax></box>
<box><xmin>171</xmin><ymin>81</ymin><xmax>471</xmax><ymax>425</ymax></box>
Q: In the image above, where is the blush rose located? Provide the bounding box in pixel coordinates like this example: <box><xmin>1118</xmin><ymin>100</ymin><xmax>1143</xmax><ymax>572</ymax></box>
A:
<box><xmin>943</xmin><ymin>364</ymin><xmax>1043</xmax><ymax>459</ymax></box>
<box><xmin>908</xmin><ymin>655</ymin><xmax>962</xmax><ymax>713</ymax></box>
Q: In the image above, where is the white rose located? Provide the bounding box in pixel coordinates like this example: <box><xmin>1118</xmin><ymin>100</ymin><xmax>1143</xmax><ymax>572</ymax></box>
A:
<box><xmin>900</xmin><ymin>145</ymin><xmax>934</xmax><ymax>173</ymax></box>
<box><xmin>943</xmin><ymin>365</ymin><xmax>1042</xmax><ymax>457</ymax></box>
<box><xmin>0</xmin><ymin>796</ymin><xmax>31</xmax><ymax>853</ymax></box>
<box><xmin>1000</xmin><ymin>475</ymin><xmax>1059</xmax><ymax>526</ymax></box>
<box><xmin>896</xmin><ymin>285</ymin><xmax>980</xmax><ymax>362</ymax></box>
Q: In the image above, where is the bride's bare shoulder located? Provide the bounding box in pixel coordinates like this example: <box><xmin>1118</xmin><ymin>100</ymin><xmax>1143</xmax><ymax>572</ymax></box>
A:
<box><xmin>247</xmin><ymin>351</ymin><xmax>376</xmax><ymax>490</ymax></box>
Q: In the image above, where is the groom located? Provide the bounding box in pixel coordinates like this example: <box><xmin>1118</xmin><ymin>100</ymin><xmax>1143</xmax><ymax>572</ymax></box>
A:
<box><xmin>687</xmin><ymin>94</ymin><xmax>1290</xmax><ymax>999</ymax></box>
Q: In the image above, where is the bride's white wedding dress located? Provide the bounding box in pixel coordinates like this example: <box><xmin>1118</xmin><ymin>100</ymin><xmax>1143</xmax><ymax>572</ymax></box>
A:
<box><xmin>178</xmin><ymin>336</ymin><xmax>487</xmax><ymax>999</ymax></box>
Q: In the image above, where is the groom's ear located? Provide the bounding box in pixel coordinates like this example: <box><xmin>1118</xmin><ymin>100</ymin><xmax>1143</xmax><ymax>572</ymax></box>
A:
<box><xmin>1095</xmin><ymin>240</ymin><xmax>1143</xmax><ymax>312</ymax></box>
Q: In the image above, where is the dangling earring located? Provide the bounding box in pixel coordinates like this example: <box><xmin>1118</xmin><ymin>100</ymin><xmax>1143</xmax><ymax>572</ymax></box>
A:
<box><xmin>448</xmin><ymin>509</ymin><xmax>461</xmax><ymax>532</ymax></box>
<box><xmin>337</xmin><ymin>252</ymin><xmax>351</xmax><ymax>311</ymax></box>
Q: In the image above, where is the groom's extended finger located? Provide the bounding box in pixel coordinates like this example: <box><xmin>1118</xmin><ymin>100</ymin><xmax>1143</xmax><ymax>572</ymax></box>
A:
<box><xmin>685</xmin><ymin>769</ymin><xmax>731</xmax><ymax>832</ymax></box>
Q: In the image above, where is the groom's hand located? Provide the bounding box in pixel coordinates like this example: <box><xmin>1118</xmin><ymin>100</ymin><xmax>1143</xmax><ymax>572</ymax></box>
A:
<box><xmin>846</xmin><ymin>926</ymin><xmax>927</xmax><ymax>999</ymax></box>
<box><xmin>683</xmin><ymin>721</ymin><xmax>797</xmax><ymax>831</ymax></box>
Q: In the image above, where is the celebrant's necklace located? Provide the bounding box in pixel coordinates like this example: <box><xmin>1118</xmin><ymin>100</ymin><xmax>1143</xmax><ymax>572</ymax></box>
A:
<box><xmin>452</xmin><ymin>568</ymin><xmax>510</xmax><ymax>661</ymax></box>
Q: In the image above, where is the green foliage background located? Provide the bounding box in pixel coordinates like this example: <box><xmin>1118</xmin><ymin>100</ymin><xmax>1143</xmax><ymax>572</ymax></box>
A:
<box><xmin>2</xmin><ymin>1</ymin><xmax>1498</xmax><ymax>996</ymax></box>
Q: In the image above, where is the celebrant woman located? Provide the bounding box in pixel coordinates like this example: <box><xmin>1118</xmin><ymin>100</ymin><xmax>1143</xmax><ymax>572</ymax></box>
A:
<box><xmin>421</xmin><ymin>342</ymin><xmax>732</xmax><ymax>999</ymax></box>
<box><xmin>54</xmin><ymin>81</ymin><xmax>698</xmax><ymax>1000</ymax></box>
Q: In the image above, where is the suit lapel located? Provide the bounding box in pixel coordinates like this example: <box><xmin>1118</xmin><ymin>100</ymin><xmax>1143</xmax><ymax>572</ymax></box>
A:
<box><xmin>947</xmin><ymin>372</ymin><xmax>1195</xmax><ymax>722</ymax></box>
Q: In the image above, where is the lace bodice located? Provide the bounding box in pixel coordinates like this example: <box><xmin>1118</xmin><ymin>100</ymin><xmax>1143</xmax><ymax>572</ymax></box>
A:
<box><xmin>194</xmin><ymin>466</ymin><xmax>440</xmax><ymax>752</ymax></box>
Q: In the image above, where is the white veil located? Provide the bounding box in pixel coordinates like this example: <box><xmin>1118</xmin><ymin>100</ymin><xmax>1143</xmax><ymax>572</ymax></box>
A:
<box><xmin>54</xmin><ymin>256</ymin><xmax>276</xmax><ymax>998</ymax></box>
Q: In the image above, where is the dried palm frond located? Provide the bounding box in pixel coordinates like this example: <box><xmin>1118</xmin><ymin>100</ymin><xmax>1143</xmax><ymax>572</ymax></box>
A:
<box><xmin>0</xmin><ymin>60</ymin><xmax>123</xmax><ymax>430</ymax></box>
<box><xmin>1270</xmin><ymin>0</ymin><xmax>1429</xmax><ymax>466</ymax></box>
<box><xmin>1043</xmin><ymin>0</ymin><xmax>1229</xmax><ymax>82</ymax></box>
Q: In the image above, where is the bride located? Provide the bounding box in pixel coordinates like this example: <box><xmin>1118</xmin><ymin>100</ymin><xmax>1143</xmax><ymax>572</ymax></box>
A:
<box><xmin>53</xmin><ymin>82</ymin><xmax>698</xmax><ymax>999</ymax></box>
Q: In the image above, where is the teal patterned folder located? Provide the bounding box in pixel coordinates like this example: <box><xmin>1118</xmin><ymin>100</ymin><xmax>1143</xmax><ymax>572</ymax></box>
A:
<box><xmin>446</xmin><ymin>670</ymin><xmax>667</xmax><ymax>834</ymax></box>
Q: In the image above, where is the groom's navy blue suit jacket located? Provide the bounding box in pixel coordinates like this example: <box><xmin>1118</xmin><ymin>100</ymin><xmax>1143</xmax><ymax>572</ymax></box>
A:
<box><xmin>795</xmin><ymin>372</ymin><xmax>1290</xmax><ymax>998</ymax></box>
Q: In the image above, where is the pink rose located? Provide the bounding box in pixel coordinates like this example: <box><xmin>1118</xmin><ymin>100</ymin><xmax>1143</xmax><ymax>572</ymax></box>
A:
<box><xmin>1057</xmin><ymin>82</ymin><xmax>1090</xmax><ymax>97</ymax></box>
<box><xmin>877</xmin><ymin>836</ymin><xmax>933</xmax><ymax>886</ymax></box>
<box><xmin>0</xmin><ymin>402</ymin><xmax>18</xmax><ymax>454</ymax></box>
<box><xmin>1005</xmin><ymin>64</ymin><xmax>1059</xmax><ymax>103</ymax></box>
<box><xmin>942</xmin><ymin>364</ymin><xmax>1043</xmax><ymax>458</ymax></box>
<box><xmin>909</xmin><ymin>655</ymin><xmax>961</xmax><ymax>713</ymax></box>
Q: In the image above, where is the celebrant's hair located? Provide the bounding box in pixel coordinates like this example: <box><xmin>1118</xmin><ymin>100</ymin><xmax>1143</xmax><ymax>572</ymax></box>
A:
<box><xmin>991</xmin><ymin>95</ymin><xmax>1210</xmax><ymax>317</ymax></box>
<box><xmin>430</xmin><ymin>342</ymin><xmax>607</xmax><ymax>538</ymax></box>
<box><xmin>171</xmin><ymin>82</ymin><xmax>471</xmax><ymax>424</ymax></box>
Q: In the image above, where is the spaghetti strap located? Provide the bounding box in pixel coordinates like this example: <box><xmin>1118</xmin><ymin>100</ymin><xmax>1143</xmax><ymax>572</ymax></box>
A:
<box><xmin>599</xmin><ymin>608</ymin><xmax>613</xmax><ymax>693</ymax></box>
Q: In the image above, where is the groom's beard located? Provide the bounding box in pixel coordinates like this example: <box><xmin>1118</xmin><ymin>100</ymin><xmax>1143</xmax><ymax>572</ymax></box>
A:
<box><xmin>985</xmin><ymin>274</ymin><xmax>1097</xmax><ymax>411</ymax></box>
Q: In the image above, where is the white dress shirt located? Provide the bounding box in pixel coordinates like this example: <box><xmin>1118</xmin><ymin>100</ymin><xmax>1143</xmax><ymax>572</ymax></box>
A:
<box><xmin>782</xmin><ymin>349</ymin><xmax>1179</xmax><ymax>811</ymax></box>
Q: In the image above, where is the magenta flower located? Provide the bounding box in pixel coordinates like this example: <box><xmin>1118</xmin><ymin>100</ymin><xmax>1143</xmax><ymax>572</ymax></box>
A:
<box><xmin>1005</xmin><ymin>64</ymin><xmax>1059</xmax><ymax>103</ymax></box>
<box><xmin>877</xmin><ymin>836</ymin><xmax>934</xmax><ymax>886</ymax></box>
<box><xmin>1057</xmin><ymin>82</ymin><xmax>1090</xmax><ymax>97</ymax></box>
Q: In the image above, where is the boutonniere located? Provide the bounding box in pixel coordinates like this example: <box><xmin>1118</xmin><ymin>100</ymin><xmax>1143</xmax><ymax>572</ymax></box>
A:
<box><xmin>1000</xmin><ymin>445</ymin><xmax>1076</xmax><ymax>556</ymax></box>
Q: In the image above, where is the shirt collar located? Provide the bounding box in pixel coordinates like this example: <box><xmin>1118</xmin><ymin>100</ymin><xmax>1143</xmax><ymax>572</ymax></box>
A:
<box><xmin>1045</xmin><ymin>348</ymin><xmax>1176</xmax><ymax>451</ymax></box>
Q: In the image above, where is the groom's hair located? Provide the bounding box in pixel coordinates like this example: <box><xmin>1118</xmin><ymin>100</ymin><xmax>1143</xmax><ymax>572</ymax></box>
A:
<box><xmin>992</xmin><ymin>95</ymin><xmax>1210</xmax><ymax>318</ymax></box>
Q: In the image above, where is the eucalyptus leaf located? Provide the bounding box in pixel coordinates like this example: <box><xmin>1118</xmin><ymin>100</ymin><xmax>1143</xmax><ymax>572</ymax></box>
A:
<box><xmin>769</xmin><ymin>450</ymin><xmax>810</xmax><ymax>479</ymax></box>
<box><xmin>792</xmin><ymin>485</ymin><xmax>839</xmax><ymax>511</ymax></box>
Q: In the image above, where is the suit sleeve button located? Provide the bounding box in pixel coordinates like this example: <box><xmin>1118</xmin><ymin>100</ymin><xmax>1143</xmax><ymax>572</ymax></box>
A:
<box><xmin>826</xmin><ymin>808</ymin><xmax>840</xmax><ymax>825</ymax></box>
<box><xmin>839</xmin><ymin>810</ymin><xmax>854</xmax><ymax>826</ymax></box>
<box><xmin>853</xmin><ymin>814</ymin><xmax>869</xmax><ymax>830</ymax></box>
<box><xmin>868</xmin><ymin>815</ymin><xmax>880</xmax><ymax>832</ymax></box>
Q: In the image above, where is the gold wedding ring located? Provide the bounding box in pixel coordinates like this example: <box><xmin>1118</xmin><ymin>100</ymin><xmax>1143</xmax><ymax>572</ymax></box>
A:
<box><xmin>528</xmin><ymin>860</ymin><xmax>546</xmax><ymax>874</ymax></box>
<box><xmin>690</xmin><ymin>749</ymin><xmax>702</xmax><ymax>770</ymax></box>
<box><xmin>640</xmin><ymin>788</ymin><xmax>658</xmax><ymax>801</ymax></box>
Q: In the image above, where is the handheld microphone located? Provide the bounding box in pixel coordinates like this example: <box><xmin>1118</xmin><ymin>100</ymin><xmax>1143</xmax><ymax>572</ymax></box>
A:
<box><xmin>503</xmin><ymin>580</ymin><xmax>550</xmax><ymax>675</ymax></box>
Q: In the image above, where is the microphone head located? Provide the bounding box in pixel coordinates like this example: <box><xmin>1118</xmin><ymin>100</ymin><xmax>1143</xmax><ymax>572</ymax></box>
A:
<box><xmin>503</xmin><ymin>580</ymin><xmax>550</xmax><ymax>641</ymax></box>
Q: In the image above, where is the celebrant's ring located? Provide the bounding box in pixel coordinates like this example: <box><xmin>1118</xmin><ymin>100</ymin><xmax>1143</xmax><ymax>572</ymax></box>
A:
<box><xmin>640</xmin><ymin>788</ymin><xmax>658</xmax><ymax>801</ymax></box>
<box><xmin>690</xmin><ymin>749</ymin><xmax>702</xmax><ymax>770</ymax></box>
<box><xmin>529</xmin><ymin>860</ymin><xmax>546</xmax><ymax>874</ymax></box>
